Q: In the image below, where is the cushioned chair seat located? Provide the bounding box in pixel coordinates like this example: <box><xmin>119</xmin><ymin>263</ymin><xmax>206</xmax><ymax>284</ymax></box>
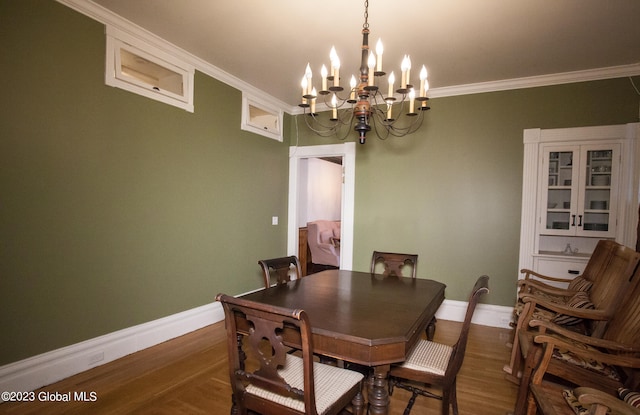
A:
<box><xmin>246</xmin><ymin>354</ymin><xmax>364</xmax><ymax>415</ymax></box>
<box><xmin>515</xmin><ymin>302</ymin><xmax>557</xmax><ymax>321</ymax></box>
<box><xmin>551</xmin><ymin>341</ymin><xmax>622</xmax><ymax>382</ymax></box>
<box><xmin>399</xmin><ymin>340</ymin><xmax>453</xmax><ymax>376</ymax></box>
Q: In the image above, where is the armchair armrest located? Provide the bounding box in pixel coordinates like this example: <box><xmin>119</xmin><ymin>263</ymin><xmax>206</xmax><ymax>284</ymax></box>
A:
<box><xmin>520</xmin><ymin>295</ymin><xmax>610</xmax><ymax>321</ymax></box>
<box><xmin>530</xmin><ymin>319</ymin><xmax>640</xmax><ymax>354</ymax></box>
<box><xmin>520</xmin><ymin>268</ymin><xmax>576</xmax><ymax>283</ymax></box>
<box><xmin>533</xmin><ymin>332</ymin><xmax>640</xmax><ymax>368</ymax></box>
<box><xmin>517</xmin><ymin>279</ymin><xmax>579</xmax><ymax>297</ymax></box>
<box><xmin>575</xmin><ymin>387</ymin><xmax>640</xmax><ymax>415</ymax></box>
<box><xmin>528</xmin><ymin>328</ymin><xmax>640</xmax><ymax>390</ymax></box>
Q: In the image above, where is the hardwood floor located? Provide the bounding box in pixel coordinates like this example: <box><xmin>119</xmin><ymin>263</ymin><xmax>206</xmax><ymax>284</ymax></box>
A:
<box><xmin>0</xmin><ymin>320</ymin><xmax>517</xmax><ymax>414</ymax></box>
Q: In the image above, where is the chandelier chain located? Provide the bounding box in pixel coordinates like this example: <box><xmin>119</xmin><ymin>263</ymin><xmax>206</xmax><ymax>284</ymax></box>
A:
<box><xmin>363</xmin><ymin>0</ymin><xmax>369</xmax><ymax>29</ymax></box>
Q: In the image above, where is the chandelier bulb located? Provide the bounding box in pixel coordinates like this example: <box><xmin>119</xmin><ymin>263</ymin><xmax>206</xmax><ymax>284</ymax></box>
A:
<box><xmin>321</xmin><ymin>65</ymin><xmax>328</xmax><ymax>92</ymax></box>
<box><xmin>375</xmin><ymin>39</ymin><xmax>383</xmax><ymax>73</ymax></box>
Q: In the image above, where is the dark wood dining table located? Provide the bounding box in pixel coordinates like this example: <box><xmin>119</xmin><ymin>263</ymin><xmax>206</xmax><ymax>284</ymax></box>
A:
<box><xmin>239</xmin><ymin>269</ymin><xmax>446</xmax><ymax>415</ymax></box>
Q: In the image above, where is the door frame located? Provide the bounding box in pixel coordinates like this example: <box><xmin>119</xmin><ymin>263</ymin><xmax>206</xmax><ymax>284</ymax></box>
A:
<box><xmin>287</xmin><ymin>143</ymin><xmax>356</xmax><ymax>270</ymax></box>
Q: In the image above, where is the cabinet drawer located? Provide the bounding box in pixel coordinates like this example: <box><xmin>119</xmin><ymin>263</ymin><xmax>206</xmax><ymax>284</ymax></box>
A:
<box><xmin>533</xmin><ymin>257</ymin><xmax>588</xmax><ymax>287</ymax></box>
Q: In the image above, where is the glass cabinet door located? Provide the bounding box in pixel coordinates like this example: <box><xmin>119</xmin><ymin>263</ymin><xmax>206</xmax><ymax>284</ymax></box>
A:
<box><xmin>540</xmin><ymin>144</ymin><xmax>619</xmax><ymax>238</ymax></box>
<box><xmin>542</xmin><ymin>149</ymin><xmax>579</xmax><ymax>234</ymax></box>
<box><xmin>577</xmin><ymin>145</ymin><xmax>619</xmax><ymax>237</ymax></box>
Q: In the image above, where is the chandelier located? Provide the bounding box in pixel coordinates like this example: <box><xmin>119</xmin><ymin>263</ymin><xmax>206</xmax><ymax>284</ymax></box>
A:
<box><xmin>298</xmin><ymin>0</ymin><xmax>430</xmax><ymax>144</ymax></box>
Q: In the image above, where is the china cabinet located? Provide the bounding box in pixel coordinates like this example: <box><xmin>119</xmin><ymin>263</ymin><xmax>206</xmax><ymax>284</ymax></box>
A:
<box><xmin>518</xmin><ymin>123</ymin><xmax>639</xmax><ymax>283</ymax></box>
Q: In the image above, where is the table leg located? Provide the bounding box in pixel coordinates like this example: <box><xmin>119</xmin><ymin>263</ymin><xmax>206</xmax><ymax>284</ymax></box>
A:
<box><xmin>368</xmin><ymin>365</ymin><xmax>391</xmax><ymax>415</ymax></box>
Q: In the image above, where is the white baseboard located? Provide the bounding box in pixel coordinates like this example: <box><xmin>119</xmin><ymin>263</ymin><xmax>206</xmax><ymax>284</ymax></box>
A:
<box><xmin>0</xmin><ymin>302</ymin><xmax>224</xmax><ymax>399</ymax></box>
<box><xmin>0</xmin><ymin>298</ymin><xmax>512</xmax><ymax>398</ymax></box>
<box><xmin>436</xmin><ymin>300</ymin><xmax>513</xmax><ymax>329</ymax></box>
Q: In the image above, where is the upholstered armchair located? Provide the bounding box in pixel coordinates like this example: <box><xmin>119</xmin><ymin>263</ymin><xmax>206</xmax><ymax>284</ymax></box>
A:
<box><xmin>307</xmin><ymin>220</ymin><xmax>341</xmax><ymax>268</ymax></box>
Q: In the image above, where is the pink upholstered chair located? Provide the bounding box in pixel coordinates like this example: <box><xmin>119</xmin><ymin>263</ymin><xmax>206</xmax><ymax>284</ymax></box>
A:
<box><xmin>307</xmin><ymin>220</ymin><xmax>341</xmax><ymax>269</ymax></box>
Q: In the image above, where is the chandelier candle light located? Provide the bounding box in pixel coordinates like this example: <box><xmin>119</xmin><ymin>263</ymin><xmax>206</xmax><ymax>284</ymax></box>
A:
<box><xmin>298</xmin><ymin>0</ymin><xmax>430</xmax><ymax>144</ymax></box>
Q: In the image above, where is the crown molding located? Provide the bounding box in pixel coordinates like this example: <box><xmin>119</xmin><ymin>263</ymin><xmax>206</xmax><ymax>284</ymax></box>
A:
<box><xmin>56</xmin><ymin>0</ymin><xmax>291</xmax><ymax>113</ymax></box>
<box><xmin>428</xmin><ymin>63</ymin><xmax>640</xmax><ymax>99</ymax></box>
<box><xmin>57</xmin><ymin>0</ymin><xmax>640</xmax><ymax>116</ymax></box>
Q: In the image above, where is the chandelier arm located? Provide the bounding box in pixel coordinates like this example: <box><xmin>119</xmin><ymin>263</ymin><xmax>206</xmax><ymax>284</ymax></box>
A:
<box><xmin>338</xmin><ymin>107</ymin><xmax>357</xmax><ymax>124</ymax></box>
<box><xmin>335</xmin><ymin>120</ymin><xmax>354</xmax><ymax>141</ymax></box>
<box><xmin>300</xmin><ymin>107</ymin><xmax>357</xmax><ymax>140</ymax></box>
<box><xmin>323</xmin><ymin>95</ymin><xmax>357</xmax><ymax>111</ymax></box>
<box><xmin>307</xmin><ymin>109</ymin><xmax>342</xmax><ymax>130</ymax></box>
<box><xmin>385</xmin><ymin>111</ymin><xmax>425</xmax><ymax>137</ymax></box>
<box><xmin>370</xmin><ymin>113</ymin><xmax>391</xmax><ymax>140</ymax></box>
<box><xmin>302</xmin><ymin>112</ymin><xmax>338</xmax><ymax>137</ymax></box>
<box><xmin>320</xmin><ymin>90</ymin><xmax>357</xmax><ymax>108</ymax></box>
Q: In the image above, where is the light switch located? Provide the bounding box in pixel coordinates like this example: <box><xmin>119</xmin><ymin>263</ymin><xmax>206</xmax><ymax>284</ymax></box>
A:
<box><xmin>272</xmin><ymin>216</ymin><xmax>278</xmax><ymax>225</ymax></box>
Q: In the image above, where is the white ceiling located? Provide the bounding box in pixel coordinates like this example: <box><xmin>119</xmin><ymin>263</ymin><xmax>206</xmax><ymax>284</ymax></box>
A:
<box><xmin>88</xmin><ymin>0</ymin><xmax>640</xmax><ymax>108</ymax></box>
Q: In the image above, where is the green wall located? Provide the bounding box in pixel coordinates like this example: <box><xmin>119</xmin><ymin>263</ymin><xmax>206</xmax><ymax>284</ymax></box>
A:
<box><xmin>289</xmin><ymin>80</ymin><xmax>639</xmax><ymax>306</ymax></box>
<box><xmin>0</xmin><ymin>1</ymin><xmax>290</xmax><ymax>365</ymax></box>
<box><xmin>1</xmin><ymin>0</ymin><xmax>639</xmax><ymax>367</ymax></box>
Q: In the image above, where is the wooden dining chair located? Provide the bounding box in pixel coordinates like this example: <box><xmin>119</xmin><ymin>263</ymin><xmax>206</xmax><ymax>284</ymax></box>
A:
<box><xmin>370</xmin><ymin>251</ymin><xmax>418</xmax><ymax>278</ymax></box>
<box><xmin>216</xmin><ymin>293</ymin><xmax>365</xmax><ymax>415</ymax></box>
<box><xmin>258</xmin><ymin>256</ymin><xmax>303</xmax><ymax>288</ymax></box>
<box><xmin>530</xmin><ymin>383</ymin><xmax>640</xmax><ymax>415</ymax></box>
<box><xmin>370</xmin><ymin>251</ymin><xmax>437</xmax><ymax>339</ymax></box>
<box><xmin>388</xmin><ymin>275</ymin><xmax>489</xmax><ymax>415</ymax></box>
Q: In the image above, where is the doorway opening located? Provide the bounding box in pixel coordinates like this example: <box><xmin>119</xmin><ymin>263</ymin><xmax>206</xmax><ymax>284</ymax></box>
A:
<box><xmin>287</xmin><ymin>143</ymin><xmax>356</xmax><ymax>272</ymax></box>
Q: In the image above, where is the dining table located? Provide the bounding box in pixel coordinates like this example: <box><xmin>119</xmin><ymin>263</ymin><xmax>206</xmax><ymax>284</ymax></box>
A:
<box><xmin>238</xmin><ymin>269</ymin><xmax>446</xmax><ymax>415</ymax></box>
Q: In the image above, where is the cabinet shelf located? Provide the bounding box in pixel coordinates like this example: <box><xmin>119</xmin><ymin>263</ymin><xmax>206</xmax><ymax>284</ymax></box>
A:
<box><xmin>537</xmin><ymin>250</ymin><xmax>591</xmax><ymax>259</ymax></box>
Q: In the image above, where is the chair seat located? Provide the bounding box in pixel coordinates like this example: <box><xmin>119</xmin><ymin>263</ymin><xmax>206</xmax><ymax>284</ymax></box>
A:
<box><xmin>246</xmin><ymin>354</ymin><xmax>364</xmax><ymax>415</ymax></box>
<box><xmin>398</xmin><ymin>339</ymin><xmax>453</xmax><ymax>376</ymax></box>
<box><xmin>551</xmin><ymin>340</ymin><xmax>621</xmax><ymax>382</ymax></box>
<box><xmin>513</xmin><ymin>291</ymin><xmax>568</xmax><ymax>319</ymax></box>
<box><xmin>515</xmin><ymin>302</ymin><xmax>557</xmax><ymax>320</ymax></box>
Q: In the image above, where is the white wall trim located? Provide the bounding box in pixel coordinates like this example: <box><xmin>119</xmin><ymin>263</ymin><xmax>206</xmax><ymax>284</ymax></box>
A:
<box><xmin>0</xmin><ymin>302</ymin><xmax>224</xmax><ymax>399</ymax></box>
<box><xmin>0</xmin><ymin>297</ymin><xmax>511</xmax><ymax>397</ymax></box>
<box><xmin>436</xmin><ymin>301</ymin><xmax>513</xmax><ymax>329</ymax></box>
<box><xmin>427</xmin><ymin>63</ymin><xmax>640</xmax><ymax>99</ymax></box>
<box><xmin>57</xmin><ymin>0</ymin><xmax>640</xmax><ymax>117</ymax></box>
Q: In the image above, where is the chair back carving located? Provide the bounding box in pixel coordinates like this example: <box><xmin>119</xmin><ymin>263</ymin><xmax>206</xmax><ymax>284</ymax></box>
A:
<box><xmin>370</xmin><ymin>251</ymin><xmax>419</xmax><ymax>278</ymax></box>
<box><xmin>258</xmin><ymin>256</ymin><xmax>303</xmax><ymax>288</ymax></box>
<box><xmin>216</xmin><ymin>294</ymin><xmax>317</xmax><ymax>414</ymax></box>
<box><xmin>216</xmin><ymin>293</ymin><xmax>364</xmax><ymax>415</ymax></box>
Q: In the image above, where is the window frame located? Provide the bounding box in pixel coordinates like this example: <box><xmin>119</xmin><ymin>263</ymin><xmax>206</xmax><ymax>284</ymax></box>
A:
<box><xmin>105</xmin><ymin>26</ymin><xmax>195</xmax><ymax>112</ymax></box>
<box><xmin>241</xmin><ymin>93</ymin><xmax>284</xmax><ymax>142</ymax></box>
